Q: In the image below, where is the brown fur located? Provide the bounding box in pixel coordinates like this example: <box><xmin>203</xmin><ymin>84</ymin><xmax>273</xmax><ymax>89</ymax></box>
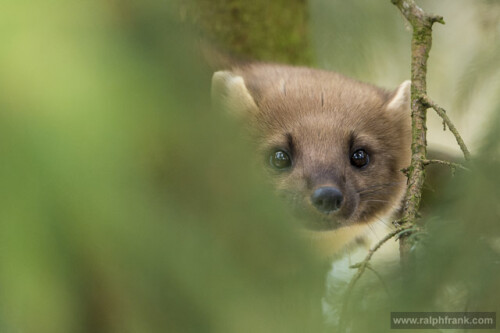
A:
<box><xmin>213</xmin><ymin>63</ymin><xmax>411</xmax><ymax>249</ymax></box>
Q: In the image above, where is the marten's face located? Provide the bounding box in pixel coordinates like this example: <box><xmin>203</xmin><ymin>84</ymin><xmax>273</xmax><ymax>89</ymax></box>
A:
<box><xmin>259</xmin><ymin>111</ymin><xmax>410</xmax><ymax>231</ymax></box>
<box><xmin>212</xmin><ymin>64</ymin><xmax>411</xmax><ymax>231</ymax></box>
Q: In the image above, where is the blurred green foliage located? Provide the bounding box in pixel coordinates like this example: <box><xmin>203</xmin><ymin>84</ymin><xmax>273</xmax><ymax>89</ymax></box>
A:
<box><xmin>0</xmin><ymin>1</ymin><xmax>499</xmax><ymax>333</ymax></box>
<box><xmin>0</xmin><ymin>1</ymin><xmax>323</xmax><ymax>332</ymax></box>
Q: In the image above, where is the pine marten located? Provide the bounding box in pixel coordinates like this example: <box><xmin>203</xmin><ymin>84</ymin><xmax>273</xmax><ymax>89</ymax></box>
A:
<box><xmin>212</xmin><ymin>62</ymin><xmax>411</xmax><ymax>258</ymax></box>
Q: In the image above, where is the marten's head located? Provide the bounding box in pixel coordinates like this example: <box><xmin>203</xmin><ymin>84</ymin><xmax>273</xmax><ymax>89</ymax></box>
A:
<box><xmin>212</xmin><ymin>64</ymin><xmax>411</xmax><ymax>232</ymax></box>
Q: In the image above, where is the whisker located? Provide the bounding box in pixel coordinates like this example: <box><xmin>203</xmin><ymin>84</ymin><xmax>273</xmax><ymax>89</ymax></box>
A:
<box><xmin>356</xmin><ymin>181</ymin><xmax>405</xmax><ymax>193</ymax></box>
<box><xmin>367</xmin><ymin>221</ymin><xmax>378</xmax><ymax>238</ymax></box>
<box><xmin>356</xmin><ymin>182</ymin><xmax>405</xmax><ymax>195</ymax></box>
<box><xmin>359</xmin><ymin>187</ymin><xmax>399</xmax><ymax>196</ymax></box>
<box><xmin>361</xmin><ymin>199</ymin><xmax>392</xmax><ymax>203</ymax></box>
<box><xmin>373</xmin><ymin>214</ymin><xmax>393</xmax><ymax>229</ymax></box>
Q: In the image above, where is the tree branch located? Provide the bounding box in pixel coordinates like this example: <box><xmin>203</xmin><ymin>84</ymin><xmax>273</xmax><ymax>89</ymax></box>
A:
<box><xmin>338</xmin><ymin>2</ymin><xmax>471</xmax><ymax>329</ymax></box>
<box><xmin>391</xmin><ymin>0</ymin><xmax>445</xmax><ymax>270</ymax></box>
<box><xmin>420</xmin><ymin>95</ymin><xmax>471</xmax><ymax>160</ymax></box>
<box><xmin>391</xmin><ymin>0</ymin><xmax>444</xmax><ymax>26</ymax></box>
<box><xmin>339</xmin><ymin>224</ymin><xmax>414</xmax><ymax>330</ymax></box>
<box><xmin>422</xmin><ymin>159</ymin><xmax>470</xmax><ymax>172</ymax></box>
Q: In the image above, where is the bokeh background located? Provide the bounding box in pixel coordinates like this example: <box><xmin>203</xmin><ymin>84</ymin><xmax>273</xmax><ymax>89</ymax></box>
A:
<box><xmin>1</xmin><ymin>1</ymin><xmax>499</xmax><ymax>332</ymax></box>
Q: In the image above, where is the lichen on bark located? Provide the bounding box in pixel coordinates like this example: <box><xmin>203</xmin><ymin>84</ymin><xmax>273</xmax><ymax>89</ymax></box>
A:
<box><xmin>392</xmin><ymin>0</ymin><xmax>446</xmax><ymax>267</ymax></box>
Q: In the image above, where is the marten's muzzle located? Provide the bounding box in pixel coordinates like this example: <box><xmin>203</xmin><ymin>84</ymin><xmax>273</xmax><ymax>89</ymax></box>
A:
<box><xmin>310</xmin><ymin>187</ymin><xmax>343</xmax><ymax>214</ymax></box>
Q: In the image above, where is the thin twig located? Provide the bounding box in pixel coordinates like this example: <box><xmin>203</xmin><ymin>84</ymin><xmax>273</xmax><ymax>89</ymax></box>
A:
<box><xmin>339</xmin><ymin>224</ymin><xmax>414</xmax><ymax>330</ymax></box>
<box><xmin>365</xmin><ymin>264</ymin><xmax>392</xmax><ymax>298</ymax></box>
<box><xmin>422</xmin><ymin>159</ymin><xmax>470</xmax><ymax>172</ymax></box>
<box><xmin>421</xmin><ymin>95</ymin><xmax>471</xmax><ymax>160</ymax></box>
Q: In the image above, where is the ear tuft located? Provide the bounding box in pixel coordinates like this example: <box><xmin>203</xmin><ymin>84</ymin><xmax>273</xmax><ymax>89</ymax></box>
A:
<box><xmin>211</xmin><ymin>71</ymin><xmax>258</xmax><ymax>116</ymax></box>
<box><xmin>386</xmin><ymin>80</ymin><xmax>411</xmax><ymax>113</ymax></box>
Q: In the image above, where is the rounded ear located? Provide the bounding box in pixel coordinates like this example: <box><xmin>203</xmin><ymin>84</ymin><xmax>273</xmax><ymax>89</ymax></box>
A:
<box><xmin>211</xmin><ymin>71</ymin><xmax>258</xmax><ymax>117</ymax></box>
<box><xmin>386</xmin><ymin>80</ymin><xmax>411</xmax><ymax>113</ymax></box>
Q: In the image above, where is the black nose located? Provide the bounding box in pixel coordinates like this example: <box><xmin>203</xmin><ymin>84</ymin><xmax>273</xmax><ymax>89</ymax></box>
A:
<box><xmin>311</xmin><ymin>187</ymin><xmax>343</xmax><ymax>213</ymax></box>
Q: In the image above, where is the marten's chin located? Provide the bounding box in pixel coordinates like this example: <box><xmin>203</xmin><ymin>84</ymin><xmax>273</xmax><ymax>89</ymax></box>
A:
<box><xmin>301</xmin><ymin>218</ymin><xmax>344</xmax><ymax>232</ymax></box>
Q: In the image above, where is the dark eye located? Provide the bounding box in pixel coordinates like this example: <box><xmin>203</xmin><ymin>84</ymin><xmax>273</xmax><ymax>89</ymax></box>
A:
<box><xmin>350</xmin><ymin>149</ymin><xmax>369</xmax><ymax>168</ymax></box>
<box><xmin>269</xmin><ymin>150</ymin><xmax>292</xmax><ymax>170</ymax></box>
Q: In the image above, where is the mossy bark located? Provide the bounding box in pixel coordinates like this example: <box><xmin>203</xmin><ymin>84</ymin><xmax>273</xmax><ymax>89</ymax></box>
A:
<box><xmin>343</xmin><ymin>2</ymin><xmax>470</xmax><ymax>320</ymax></box>
<box><xmin>391</xmin><ymin>0</ymin><xmax>444</xmax><ymax>271</ymax></box>
<box><xmin>186</xmin><ymin>0</ymin><xmax>312</xmax><ymax>65</ymax></box>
